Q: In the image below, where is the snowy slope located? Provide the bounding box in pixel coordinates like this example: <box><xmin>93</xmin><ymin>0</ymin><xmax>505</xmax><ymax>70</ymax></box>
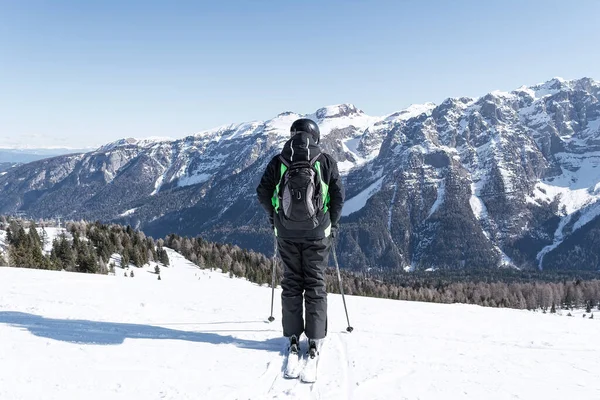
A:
<box><xmin>1</xmin><ymin>251</ymin><xmax>599</xmax><ymax>400</ymax></box>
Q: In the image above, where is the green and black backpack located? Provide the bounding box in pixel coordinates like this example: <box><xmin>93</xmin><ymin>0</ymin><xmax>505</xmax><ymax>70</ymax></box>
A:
<box><xmin>272</xmin><ymin>154</ymin><xmax>330</xmax><ymax>230</ymax></box>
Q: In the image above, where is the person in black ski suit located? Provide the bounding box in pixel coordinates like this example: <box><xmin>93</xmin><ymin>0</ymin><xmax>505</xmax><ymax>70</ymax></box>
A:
<box><xmin>256</xmin><ymin>118</ymin><xmax>344</xmax><ymax>348</ymax></box>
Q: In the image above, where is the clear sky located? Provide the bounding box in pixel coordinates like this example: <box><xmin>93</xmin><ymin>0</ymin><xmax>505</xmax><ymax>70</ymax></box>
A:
<box><xmin>1</xmin><ymin>0</ymin><xmax>599</xmax><ymax>149</ymax></box>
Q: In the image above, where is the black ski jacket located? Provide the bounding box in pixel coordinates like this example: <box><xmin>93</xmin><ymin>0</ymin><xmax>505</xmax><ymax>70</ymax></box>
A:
<box><xmin>256</xmin><ymin>132</ymin><xmax>345</xmax><ymax>240</ymax></box>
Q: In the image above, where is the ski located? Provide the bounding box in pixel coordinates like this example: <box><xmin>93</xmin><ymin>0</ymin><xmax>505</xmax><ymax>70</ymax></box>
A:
<box><xmin>284</xmin><ymin>335</ymin><xmax>302</xmax><ymax>379</ymax></box>
<box><xmin>299</xmin><ymin>339</ymin><xmax>319</xmax><ymax>383</ymax></box>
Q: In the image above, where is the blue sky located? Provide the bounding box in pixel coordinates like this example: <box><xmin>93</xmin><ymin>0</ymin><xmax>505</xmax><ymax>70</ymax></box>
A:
<box><xmin>1</xmin><ymin>0</ymin><xmax>599</xmax><ymax>148</ymax></box>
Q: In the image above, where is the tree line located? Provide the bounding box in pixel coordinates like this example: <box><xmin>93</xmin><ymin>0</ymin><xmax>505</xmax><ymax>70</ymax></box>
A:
<box><xmin>2</xmin><ymin>216</ymin><xmax>598</xmax><ymax>312</ymax></box>
<box><xmin>164</xmin><ymin>234</ymin><xmax>277</xmax><ymax>285</ymax></box>
<box><xmin>0</xmin><ymin>217</ymin><xmax>169</xmax><ymax>274</ymax></box>
<box><xmin>164</xmin><ymin>233</ymin><xmax>600</xmax><ymax>312</ymax></box>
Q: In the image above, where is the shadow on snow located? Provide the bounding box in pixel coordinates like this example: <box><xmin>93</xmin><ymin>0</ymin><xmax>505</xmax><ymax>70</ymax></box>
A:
<box><xmin>0</xmin><ymin>311</ymin><xmax>284</xmax><ymax>351</ymax></box>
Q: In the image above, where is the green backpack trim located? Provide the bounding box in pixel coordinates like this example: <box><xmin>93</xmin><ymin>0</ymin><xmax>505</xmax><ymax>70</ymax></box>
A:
<box><xmin>272</xmin><ymin>162</ymin><xmax>288</xmax><ymax>213</ymax></box>
<box><xmin>314</xmin><ymin>160</ymin><xmax>330</xmax><ymax>214</ymax></box>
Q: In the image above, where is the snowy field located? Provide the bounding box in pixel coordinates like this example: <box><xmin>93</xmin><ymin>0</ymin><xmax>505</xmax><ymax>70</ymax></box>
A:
<box><xmin>1</xmin><ymin>249</ymin><xmax>599</xmax><ymax>400</ymax></box>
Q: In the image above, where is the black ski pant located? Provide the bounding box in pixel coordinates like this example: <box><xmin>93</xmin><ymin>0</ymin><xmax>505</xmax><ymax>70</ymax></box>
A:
<box><xmin>277</xmin><ymin>237</ymin><xmax>330</xmax><ymax>340</ymax></box>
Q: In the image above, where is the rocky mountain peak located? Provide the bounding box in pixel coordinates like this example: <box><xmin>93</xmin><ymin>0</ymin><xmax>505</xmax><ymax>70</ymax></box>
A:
<box><xmin>315</xmin><ymin>104</ymin><xmax>363</xmax><ymax>119</ymax></box>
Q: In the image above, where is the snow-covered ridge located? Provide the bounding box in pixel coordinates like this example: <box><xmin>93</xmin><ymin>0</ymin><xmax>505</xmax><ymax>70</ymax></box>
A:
<box><xmin>95</xmin><ymin>77</ymin><xmax>598</xmax><ymax>154</ymax></box>
<box><xmin>97</xmin><ymin>137</ymin><xmax>174</xmax><ymax>152</ymax></box>
<box><xmin>385</xmin><ymin>103</ymin><xmax>437</xmax><ymax>121</ymax></box>
<box><xmin>315</xmin><ymin>103</ymin><xmax>363</xmax><ymax>119</ymax></box>
<box><xmin>101</xmin><ymin>102</ymin><xmax>436</xmax><ymax>154</ymax></box>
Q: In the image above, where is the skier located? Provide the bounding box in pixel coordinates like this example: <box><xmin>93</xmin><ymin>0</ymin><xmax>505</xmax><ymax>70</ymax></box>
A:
<box><xmin>256</xmin><ymin>118</ymin><xmax>344</xmax><ymax>380</ymax></box>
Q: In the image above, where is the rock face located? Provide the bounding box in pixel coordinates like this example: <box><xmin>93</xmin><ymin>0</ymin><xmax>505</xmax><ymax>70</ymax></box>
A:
<box><xmin>1</xmin><ymin>78</ymin><xmax>599</xmax><ymax>271</ymax></box>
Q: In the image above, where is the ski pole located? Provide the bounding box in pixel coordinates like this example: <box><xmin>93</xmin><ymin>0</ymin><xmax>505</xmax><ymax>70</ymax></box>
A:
<box><xmin>268</xmin><ymin>236</ymin><xmax>277</xmax><ymax>322</ymax></box>
<box><xmin>332</xmin><ymin>245</ymin><xmax>354</xmax><ymax>332</ymax></box>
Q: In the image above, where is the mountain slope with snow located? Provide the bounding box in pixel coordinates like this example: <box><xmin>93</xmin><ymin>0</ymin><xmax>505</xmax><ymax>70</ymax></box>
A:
<box><xmin>1</xmin><ymin>78</ymin><xmax>599</xmax><ymax>271</ymax></box>
<box><xmin>1</xmin><ymin>254</ymin><xmax>599</xmax><ymax>400</ymax></box>
<box><xmin>338</xmin><ymin>77</ymin><xmax>600</xmax><ymax>270</ymax></box>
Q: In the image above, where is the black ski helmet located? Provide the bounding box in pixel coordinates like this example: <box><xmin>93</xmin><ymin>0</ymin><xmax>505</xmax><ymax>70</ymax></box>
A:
<box><xmin>290</xmin><ymin>118</ymin><xmax>320</xmax><ymax>144</ymax></box>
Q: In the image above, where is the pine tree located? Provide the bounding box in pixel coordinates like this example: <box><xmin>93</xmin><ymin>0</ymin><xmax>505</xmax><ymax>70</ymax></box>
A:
<box><xmin>28</xmin><ymin>221</ymin><xmax>42</xmax><ymax>248</ymax></box>
<box><xmin>40</xmin><ymin>225</ymin><xmax>49</xmax><ymax>249</ymax></box>
<box><xmin>51</xmin><ymin>234</ymin><xmax>75</xmax><ymax>271</ymax></box>
<box><xmin>7</xmin><ymin>223</ymin><xmax>37</xmax><ymax>268</ymax></box>
<box><xmin>158</xmin><ymin>274</ymin><xmax>161</xmax><ymax>280</ymax></box>
<box><xmin>157</xmin><ymin>247</ymin><xmax>170</xmax><ymax>266</ymax></box>
<box><xmin>75</xmin><ymin>241</ymin><xmax>98</xmax><ymax>273</ymax></box>
<box><xmin>28</xmin><ymin>222</ymin><xmax>48</xmax><ymax>269</ymax></box>
<box><xmin>98</xmin><ymin>258</ymin><xmax>108</xmax><ymax>274</ymax></box>
<box><xmin>131</xmin><ymin>248</ymin><xmax>143</xmax><ymax>268</ymax></box>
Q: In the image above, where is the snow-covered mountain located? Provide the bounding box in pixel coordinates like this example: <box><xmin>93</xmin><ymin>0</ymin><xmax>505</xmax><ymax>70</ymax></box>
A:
<box><xmin>1</xmin><ymin>257</ymin><xmax>598</xmax><ymax>399</ymax></box>
<box><xmin>1</xmin><ymin>78</ymin><xmax>599</xmax><ymax>271</ymax></box>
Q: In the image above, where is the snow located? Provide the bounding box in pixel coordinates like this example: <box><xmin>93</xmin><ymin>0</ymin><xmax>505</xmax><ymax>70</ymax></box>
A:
<box><xmin>499</xmin><ymin>252</ymin><xmax>516</xmax><ymax>268</ymax></box>
<box><xmin>572</xmin><ymin>200</ymin><xmax>600</xmax><ymax>232</ymax></box>
<box><xmin>384</xmin><ymin>103</ymin><xmax>436</xmax><ymax>121</ymax></box>
<box><xmin>337</xmin><ymin>160</ymin><xmax>356</xmax><ymax>173</ymax></box>
<box><xmin>177</xmin><ymin>172</ymin><xmax>211</xmax><ymax>188</ymax></box>
<box><xmin>469</xmin><ymin>183</ymin><xmax>488</xmax><ymax>220</ymax></box>
<box><xmin>35</xmin><ymin>227</ymin><xmax>68</xmax><ymax>254</ymax></box>
<box><xmin>516</xmin><ymin>77</ymin><xmax>567</xmax><ymax>100</ymax></box>
<box><xmin>343</xmin><ymin>137</ymin><xmax>361</xmax><ymax>155</ymax></box>
<box><xmin>388</xmin><ymin>183</ymin><xmax>399</xmax><ymax>231</ymax></box>
<box><xmin>427</xmin><ymin>180</ymin><xmax>445</xmax><ymax>218</ymax></box>
<box><xmin>1</xmin><ymin>250</ymin><xmax>599</xmax><ymax>400</ymax></box>
<box><xmin>342</xmin><ymin>177</ymin><xmax>384</xmax><ymax>217</ymax></box>
<box><xmin>530</xmin><ymin>151</ymin><xmax>600</xmax><ymax>267</ymax></box>
<box><xmin>0</xmin><ymin>230</ymin><xmax>6</xmax><ymax>254</ymax></box>
<box><xmin>532</xmin><ymin>152</ymin><xmax>600</xmax><ymax>206</ymax></box>
<box><xmin>151</xmin><ymin>172</ymin><xmax>166</xmax><ymax>196</ymax></box>
<box><xmin>119</xmin><ymin>208</ymin><xmax>137</xmax><ymax>217</ymax></box>
<box><xmin>581</xmin><ymin>118</ymin><xmax>600</xmax><ymax>140</ymax></box>
<box><xmin>467</xmin><ymin>184</ymin><xmax>516</xmax><ymax>268</ymax></box>
<box><xmin>315</xmin><ymin>104</ymin><xmax>363</xmax><ymax>119</ymax></box>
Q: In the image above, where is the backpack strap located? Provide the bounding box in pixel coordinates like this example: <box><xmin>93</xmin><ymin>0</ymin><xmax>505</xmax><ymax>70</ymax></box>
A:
<box><xmin>278</xmin><ymin>155</ymin><xmax>290</xmax><ymax>168</ymax></box>
<box><xmin>309</xmin><ymin>153</ymin><xmax>321</xmax><ymax>166</ymax></box>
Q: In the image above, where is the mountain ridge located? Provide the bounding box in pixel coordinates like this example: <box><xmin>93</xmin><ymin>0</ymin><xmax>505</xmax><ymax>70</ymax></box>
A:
<box><xmin>1</xmin><ymin>77</ymin><xmax>599</xmax><ymax>272</ymax></box>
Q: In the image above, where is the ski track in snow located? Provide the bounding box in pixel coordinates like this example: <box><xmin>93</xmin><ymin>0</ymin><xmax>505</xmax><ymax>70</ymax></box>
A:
<box><xmin>1</xmin><ymin>247</ymin><xmax>600</xmax><ymax>399</ymax></box>
<box><xmin>244</xmin><ymin>334</ymin><xmax>350</xmax><ymax>400</ymax></box>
